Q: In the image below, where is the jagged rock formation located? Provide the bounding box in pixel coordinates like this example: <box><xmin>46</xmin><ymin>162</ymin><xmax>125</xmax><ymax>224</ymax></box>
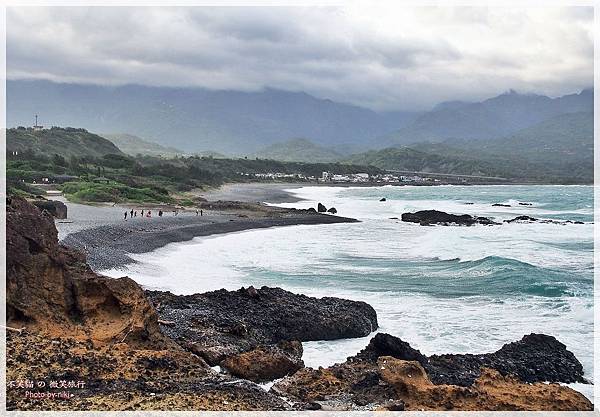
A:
<box><xmin>5</xmin><ymin>197</ymin><xmax>291</xmax><ymax>410</ymax></box>
<box><xmin>273</xmin><ymin>333</ymin><xmax>592</xmax><ymax>411</ymax></box>
<box><xmin>356</xmin><ymin>333</ymin><xmax>587</xmax><ymax>386</ymax></box>
<box><xmin>7</xmin><ymin>196</ymin><xmax>167</xmax><ymax>347</ymax></box>
<box><xmin>146</xmin><ymin>286</ymin><xmax>378</xmax><ymax>365</ymax></box>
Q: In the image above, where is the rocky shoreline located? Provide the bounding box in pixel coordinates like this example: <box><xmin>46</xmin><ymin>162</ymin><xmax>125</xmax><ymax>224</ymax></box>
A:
<box><xmin>6</xmin><ymin>196</ymin><xmax>593</xmax><ymax>411</ymax></box>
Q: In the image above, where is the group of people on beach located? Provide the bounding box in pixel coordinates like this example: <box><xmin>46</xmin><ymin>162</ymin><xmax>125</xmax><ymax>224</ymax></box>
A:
<box><xmin>123</xmin><ymin>208</ymin><xmax>203</xmax><ymax>220</ymax></box>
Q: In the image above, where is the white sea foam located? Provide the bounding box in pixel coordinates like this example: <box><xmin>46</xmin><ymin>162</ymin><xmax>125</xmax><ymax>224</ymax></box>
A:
<box><xmin>100</xmin><ymin>185</ymin><xmax>594</xmax><ymax>400</ymax></box>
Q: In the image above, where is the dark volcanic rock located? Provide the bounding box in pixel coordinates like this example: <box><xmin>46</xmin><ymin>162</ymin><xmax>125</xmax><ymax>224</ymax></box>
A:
<box><xmin>317</xmin><ymin>202</ymin><xmax>327</xmax><ymax>213</ymax></box>
<box><xmin>379</xmin><ymin>198</ymin><xmax>386</xmax><ymax>202</ymax></box>
<box><xmin>518</xmin><ymin>202</ymin><xmax>532</xmax><ymax>206</ymax></box>
<box><xmin>401</xmin><ymin>210</ymin><xmax>499</xmax><ymax>226</ymax></box>
<box><xmin>429</xmin><ymin>333</ymin><xmax>587</xmax><ymax>386</ymax></box>
<box><xmin>355</xmin><ymin>333</ymin><xmax>428</xmax><ymax>367</ymax></box>
<box><xmin>492</xmin><ymin>203</ymin><xmax>511</xmax><ymax>207</ymax></box>
<box><xmin>146</xmin><ymin>286</ymin><xmax>378</xmax><ymax>366</ymax></box>
<box><xmin>327</xmin><ymin>207</ymin><xmax>337</xmax><ymax>214</ymax></box>
<box><xmin>31</xmin><ymin>199</ymin><xmax>67</xmax><ymax>219</ymax></box>
<box><xmin>274</xmin><ymin>332</ymin><xmax>591</xmax><ymax>411</ymax></box>
<box><xmin>351</xmin><ymin>333</ymin><xmax>586</xmax><ymax>387</ymax></box>
<box><xmin>504</xmin><ymin>215</ymin><xmax>538</xmax><ymax>223</ymax></box>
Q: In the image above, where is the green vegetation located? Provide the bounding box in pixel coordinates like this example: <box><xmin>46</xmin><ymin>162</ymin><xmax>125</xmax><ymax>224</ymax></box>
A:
<box><xmin>61</xmin><ymin>181</ymin><xmax>173</xmax><ymax>204</ymax></box>
<box><xmin>6</xmin><ymin>127</ymin><xmax>382</xmax><ymax>203</ymax></box>
<box><xmin>7</xmin><ymin>127</ymin><xmax>123</xmax><ymax>158</ymax></box>
<box><xmin>344</xmin><ymin>147</ymin><xmax>508</xmax><ymax>178</ymax></box>
<box><xmin>346</xmin><ymin>112</ymin><xmax>593</xmax><ymax>184</ymax></box>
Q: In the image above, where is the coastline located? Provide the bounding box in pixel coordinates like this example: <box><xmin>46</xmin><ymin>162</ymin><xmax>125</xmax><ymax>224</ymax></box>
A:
<box><xmin>61</xmin><ymin>202</ymin><xmax>358</xmax><ymax>271</ymax></box>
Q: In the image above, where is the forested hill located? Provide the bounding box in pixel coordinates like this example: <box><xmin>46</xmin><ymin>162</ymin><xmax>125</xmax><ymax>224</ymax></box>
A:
<box><xmin>7</xmin><ymin>127</ymin><xmax>124</xmax><ymax>158</ymax></box>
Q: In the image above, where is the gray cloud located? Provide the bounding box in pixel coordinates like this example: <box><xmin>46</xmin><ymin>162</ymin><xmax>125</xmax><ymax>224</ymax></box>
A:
<box><xmin>6</xmin><ymin>6</ymin><xmax>594</xmax><ymax>111</ymax></box>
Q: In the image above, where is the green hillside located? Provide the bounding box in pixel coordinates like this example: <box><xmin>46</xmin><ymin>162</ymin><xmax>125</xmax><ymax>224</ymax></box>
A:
<box><xmin>102</xmin><ymin>133</ymin><xmax>185</xmax><ymax>157</ymax></box>
<box><xmin>254</xmin><ymin>138</ymin><xmax>342</xmax><ymax>162</ymax></box>
<box><xmin>7</xmin><ymin>127</ymin><xmax>123</xmax><ymax>158</ymax></box>
<box><xmin>399</xmin><ymin>112</ymin><xmax>593</xmax><ymax>183</ymax></box>
<box><xmin>344</xmin><ymin>147</ymin><xmax>508</xmax><ymax>177</ymax></box>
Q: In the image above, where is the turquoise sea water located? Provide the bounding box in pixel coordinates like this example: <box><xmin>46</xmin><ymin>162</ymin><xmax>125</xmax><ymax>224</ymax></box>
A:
<box><xmin>103</xmin><ymin>185</ymin><xmax>594</xmax><ymax>397</ymax></box>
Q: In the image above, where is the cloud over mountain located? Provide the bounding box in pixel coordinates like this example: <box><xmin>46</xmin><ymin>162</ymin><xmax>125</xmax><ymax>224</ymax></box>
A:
<box><xmin>7</xmin><ymin>6</ymin><xmax>593</xmax><ymax>111</ymax></box>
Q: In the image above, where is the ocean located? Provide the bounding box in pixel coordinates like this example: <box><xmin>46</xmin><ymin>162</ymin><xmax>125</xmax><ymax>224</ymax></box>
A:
<box><xmin>102</xmin><ymin>184</ymin><xmax>594</xmax><ymax>398</ymax></box>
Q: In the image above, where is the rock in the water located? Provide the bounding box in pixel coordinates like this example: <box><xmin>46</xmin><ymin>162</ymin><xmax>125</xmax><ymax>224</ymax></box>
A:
<box><xmin>327</xmin><ymin>207</ymin><xmax>337</xmax><ymax>214</ymax></box>
<box><xmin>31</xmin><ymin>199</ymin><xmax>67</xmax><ymax>219</ymax></box>
<box><xmin>222</xmin><ymin>340</ymin><xmax>304</xmax><ymax>382</ymax></box>
<box><xmin>401</xmin><ymin>210</ymin><xmax>499</xmax><ymax>226</ymax></box>
<box><xmin>504</xmin><ymin>215</ymin><xmax>538</xmax><ymax>223</ymax></box>
<box><xmin>317</xmin><ymin>202</ymin><xmax>327</xmax><ymax>213</ymax></box>
<box><xmin>146</xmin><ymin>286</ymin><xmax>378</xmax><ymax>365</ymax></box>
<box><xmin>518</xmin><ymin>202</ymin><xmax>532</xmax><ymax>206</ymax></box>
<box><xmin>379</xmin><ymin>198</ymin><xmax>386</xmax><ymax>202</ymax></box>
<box><xmin>492</xmin><ymin>203</ymin><xmax>511</xmax><ymax>207</ymax></box>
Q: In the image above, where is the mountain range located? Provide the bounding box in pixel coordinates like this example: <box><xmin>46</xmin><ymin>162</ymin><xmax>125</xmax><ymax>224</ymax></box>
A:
<box><xmin>7</xmin><ymin>80</ymin><xmax>415</xmax><ymax>155</ymax></box>
<box><xmin>378</xmin><ymin>88</ymin><xmax>593</xmax><ymax>147</ymax></box>
<box><xmin>7</xmin><ymin>79</ymin><xmax>593</xmax><ymax>183</ymax></box>
<box><xmin>349</xmin><ymin>112</ymin><xmax>594</xmax><ymax>183</ymax></box>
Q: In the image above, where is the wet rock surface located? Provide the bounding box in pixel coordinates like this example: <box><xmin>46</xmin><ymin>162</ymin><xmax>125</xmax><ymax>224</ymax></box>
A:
<box><xmin>401</xmin><ymin>210</ymin><xmax>500</xmax><ymax>226</ymax></box>
<box><xmin>146</xmin><ymin>286</ymin><xmax>378</xmax><ymax>366</ymax></box>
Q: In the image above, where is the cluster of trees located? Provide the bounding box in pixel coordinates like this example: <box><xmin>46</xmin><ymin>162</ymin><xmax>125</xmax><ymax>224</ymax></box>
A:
<box><xmin>7</xmin><ymin>149</ymin><xmax>381</xmax><ymax>202</ymax></box>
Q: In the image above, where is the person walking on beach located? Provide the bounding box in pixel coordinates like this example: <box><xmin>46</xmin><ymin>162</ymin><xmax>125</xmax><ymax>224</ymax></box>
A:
<box><xmin>195</xmin><ymin>209</ymin><xmax>199</xmax><ymax>216</ymax></box>
<box><xmin>141</xmin><ymin>209</ymin><xmax>144</xmax><ymax>217</ymax></box>
<box><xmin>146</xmin><ymin>210</ymin><xmax>152</xmax><ymax>218</ymax></box>
<box><xmin>200</xmin><ymin>209</ymin><xmax>203</xmax><ymax>216</ymax></box>
<box><xmin>124</xmin><ymin>211</ymin><xmax>128</xmax><ymax>220</ymax></box>
<box><xmin>130</xmin><ymin>209</ymin><xmax>134</xmax><ymax>218</ymax></box>
<box><xmin>134</xmin><ymin>211</ymin><xmax>137</xmax><ymax>217</ymax></box>
<box><xmin>158</xmin><ymin>210</ymin><xmax>163</xmax><ymax>217</ymax></box>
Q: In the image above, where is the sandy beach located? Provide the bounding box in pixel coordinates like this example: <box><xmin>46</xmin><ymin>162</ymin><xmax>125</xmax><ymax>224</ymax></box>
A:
<box><xmin>57</xmin><ymin>189</ymin><xmax>357</xmax><ymax>271</ymax></box>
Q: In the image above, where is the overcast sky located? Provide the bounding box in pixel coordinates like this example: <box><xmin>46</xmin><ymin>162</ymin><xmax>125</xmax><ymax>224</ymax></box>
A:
<box><xmin>7</xmin><ymin>6</ymin><xmax>594</xmax><ymax>111</ymax></box>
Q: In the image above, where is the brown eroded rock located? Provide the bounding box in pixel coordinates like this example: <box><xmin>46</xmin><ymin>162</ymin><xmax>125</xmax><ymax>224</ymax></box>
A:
<box><xmin>6</xmin><ymin>196</ymin><xmax>168</xmax><ymax>348</ymax></box>
<box><xmin>221</xmin><ymin>340</ymin><xmax>304</xmax><ymax>382</ymax></box>
<box><xmin>6</xmin><ymin>196</ymin><xmax>293</xmax><ymax>411</ymax></box>
<box><xmin>377</xmin><ymin>357</ymin><xmax>593</xmax><ymax>411</ymax></box>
